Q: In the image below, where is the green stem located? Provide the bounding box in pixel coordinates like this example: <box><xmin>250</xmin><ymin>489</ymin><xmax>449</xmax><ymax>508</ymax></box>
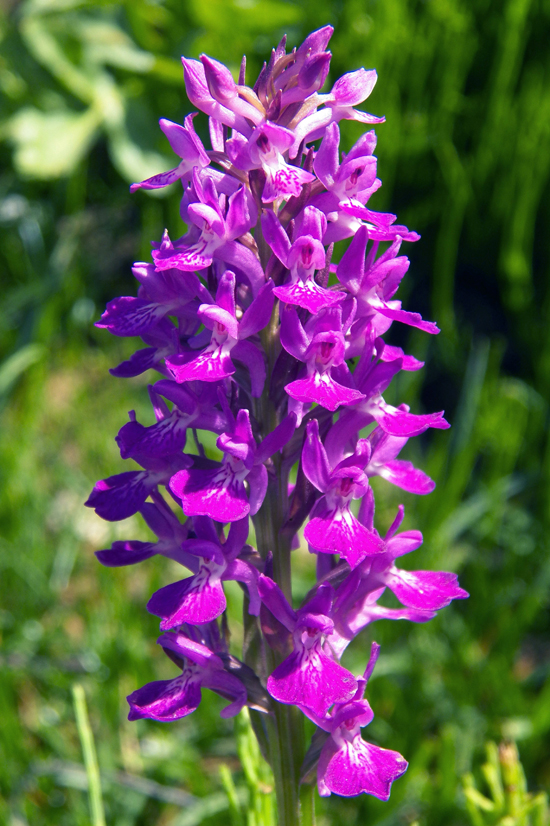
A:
<box><xmin>248</xmin><ymin>212</ymin><xmax>316</xmax><ymax>826</ymax></box>
<box><xmin>264</xmin><ymin>702</ymin><xmax>308</xmax><ymax>826</ymax></box>
<box><xmin>299</xmin><ymin>783</ymin><xmax>316</xmax><ymax>826</ymax></box>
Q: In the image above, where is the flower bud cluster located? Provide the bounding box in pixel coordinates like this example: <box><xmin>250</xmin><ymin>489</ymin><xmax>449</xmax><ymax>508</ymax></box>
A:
<box><xmin>87</xmin><ymin>27</ymin><xmax>467</xmax><ymax>801</ymax></box>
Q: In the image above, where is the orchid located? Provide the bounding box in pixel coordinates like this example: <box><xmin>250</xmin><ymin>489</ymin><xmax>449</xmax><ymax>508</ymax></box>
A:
<box><xmin>88</xmin><ymin>26</ymin><xmax>467</xmax><ymax>825</ymax></box>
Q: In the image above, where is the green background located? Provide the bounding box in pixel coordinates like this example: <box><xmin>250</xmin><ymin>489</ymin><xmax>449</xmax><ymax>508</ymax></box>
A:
<box><xmin>1</xmin><ymin>0</ymin><xmax>549</xmax><ymax>823</ymax></box>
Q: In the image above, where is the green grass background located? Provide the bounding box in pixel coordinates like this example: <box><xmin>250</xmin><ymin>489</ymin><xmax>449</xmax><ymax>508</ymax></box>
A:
<box><xmin>1</xmin><ymin>0</ymin><xmax>549</xmax><ymax>823</ymax></box>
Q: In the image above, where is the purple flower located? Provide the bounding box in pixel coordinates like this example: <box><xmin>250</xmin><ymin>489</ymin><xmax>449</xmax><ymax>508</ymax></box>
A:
<box><xmin>302</xmin><ymin>419</ymin><xmax>384</xmax><ymax>567</ymax></box>
<box><xmin>363</xmin><ymin>502</ymin><xmax>469</xmax><ymax>612</ymax></box>
<box><xmin>263</xmin><ymin>207</ymin><xmax>345</xmax><ymax>314</ymax></box>
<box><xmin>147</xmin><ymin>516</ymin><xmax>260</xmax><ymax>627</ymax></box>
<box><xmin>326</xmin><ymin>495</ymin><xmax>468</xmax><ymax>657</ymax></box>
<box><xmin>331</xmin><ymin>356</ymin><xmax>450</xmax><ymax>440</ymax></box>
<box><xmin>127</xmin><ymin>630</ymin><xmax>246</xmax><ymax>721</ymax></box>
<box><xmin>259</xmin><ymin>576</ymin><xmax>358</xmax><ymax>717</ymax></box>
<box><xmin>165</xmin><ymin>271</ymin><xmax>273</xmax><ymax>396</ymax></box>
<box><xmin>108</xmin><ymin>318</ymin><xmax>179</xmax><ymax>378</ymax></box>
<box><xmin>85</xmin><ymin>450</ymin><xmax>190</xmax><ymax>522</ymax></box>
<box><xmin>281</xmin><ymin>306</ymin><xmax>364</xmax><ymax>413</ymax></box>
<box><xmin>114</xmin><ymin>384</ymin><xmax>226</xmax><ymax>462</ymax></box>
<box><xmin>151</xmin><ymin>172</ymin><xmax>264</xmax><ymax>294</ymax></box>
<box><xmin>228</xmin><ymin>122</ymin><xmax>315</xmax><ymax>203</ymax></box>
<box><xmin>314</xmin><ymin>123</ymin><xmax>378</xmax><ymax>205</ymax></box>
<box><xmin>170</xmin><ymin>409</ymin><xmax>296</xmax><ymax>522</ymax></box>
<box><xmin>306</xmin><ymin>644</ymin><xmax>408</xmax><ymax>798</ymax></box>
<box><xmin>336</xmin><ymin>227</ymin><xmax>435</xmax><ymax>333</ymax></box>
<box><xmin>95</xmin><ymin>500</ymin><xmax>192</xmax><ymax>568</ymax></box>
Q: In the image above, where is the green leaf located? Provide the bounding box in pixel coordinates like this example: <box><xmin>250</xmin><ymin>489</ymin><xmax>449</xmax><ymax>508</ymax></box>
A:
<box><xmin>0</xmin><ymin>343</ymin><xmax>45</xmax><ymax>395</ymax></box>
<box><xmin>76</xmin><ymin>20</ymin><xmax>155</xmax><ymax>73</ymax></box>
<box><xmin>7</xmin><ymin>106</ymin><xmax>101</xmax><ymax>178</ymax></box>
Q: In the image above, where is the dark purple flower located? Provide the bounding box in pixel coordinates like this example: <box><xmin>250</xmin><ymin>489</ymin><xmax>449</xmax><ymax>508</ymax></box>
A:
<box><xmin>151</xmin><ymin>172</ymin><xmax>264</xmax><ymax>294</ymax></box>
<box><xmin>147</xmin><ymin>516</ymin><xmax>260</xmax><ymax>627</ymax></box>
<box><xmin>127</xmin><ymin>630</ymin><xmax>246</xmax><ymax>721</ymax></box>
<box><xmin>86</xmin><ymin>450</ymin><xmax>190</xmax><ymax>522</ymax></box>
<box><xmin>95</xmin><ymin>500</ymin><xmax>193</xmax><ymax>568</ymax></box>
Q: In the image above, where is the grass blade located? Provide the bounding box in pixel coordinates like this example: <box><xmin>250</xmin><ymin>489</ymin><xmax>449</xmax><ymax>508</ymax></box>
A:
<box><xmin>72</xmin><ymin>683</ymin><xmax>106</xmax><ymax>826</ymax></box>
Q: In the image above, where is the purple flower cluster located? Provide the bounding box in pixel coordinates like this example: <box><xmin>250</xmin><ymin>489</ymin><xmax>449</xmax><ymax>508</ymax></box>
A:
<box><xmin>87</xmin><ymin>26</ymin><xmax>468</xmax><ymax>803</ymax></box>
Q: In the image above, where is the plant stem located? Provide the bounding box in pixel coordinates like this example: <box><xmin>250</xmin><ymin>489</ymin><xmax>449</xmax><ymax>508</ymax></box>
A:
<box><xmin>299</xmin><ymin>783</ymin><xmax>316</xmax><ymax>826</ymax></box>
<box><xmin>264</xmin><ymin>702</ymin><xmax>309</xmax><ymax>826</ymax></box>
<box><xmin>250</xmin><ymin>222</ymin><xmax>316</xmax><ymax>826</ymax></box>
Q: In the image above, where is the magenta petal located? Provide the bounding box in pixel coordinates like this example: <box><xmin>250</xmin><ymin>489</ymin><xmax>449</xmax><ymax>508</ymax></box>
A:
<box><xmin>302</xmin><ymin>418</ymin><xmax>331</xmax><ymax>492</ymax></box>
<box><xmin>386</xmin><ymin>529</ymin><xmax>423</xmax><ymax>558</ymax></box>
<box><xmin>267</xmin><ymin>647</ymin><xmax>357</xmax><ymax>717</ymax></box>
<box><xmin>377</xmin><ymin>459</ymin><xmax>435</xmax><ymax>494</ymax></box>
<box><xmin>110</xmin><ymin>346</ymin><xmax>161</xmax><ymax>377</ymax></box>
<box><xmin>273</xmin><ymin>281</ymin><xmax>345</xmax><ymax>314</ymax></box>
<box><xmin>380</xmin><ymin>344</ymin><xmax>424</xmax><ymax>371</ymax></box>
<box><xmin>376</xmin><ymin>304</ymin><xmax>440</xmax><ymax>335</ymax></box>
<box><xmin>148</xmin><ymin>572</ymin><xmax>227</xmax><ymax>628</ymax></box>
<box><xmin>170</xmin><ymin>467</ymin><xmax>250</xmax><ymax>522</ymax></box>
<box><xmin>127</xmin><ymin>675</ymin><xmax>201</xmax><ymax>722</ymax></box>
<box><xmin>286</xmin><ymin>373</ymin><xmax>364</xmax><ymax>412</ymax></box>
<box><xmin>160</xmin><ymin>117</ymin><xmax>206</xmax><ymax>160</ymax></box>
<box><xmin>324</xmin><ymin>738</ymin><xmax>408</xmax><ymax>798</ymax></box>
<box><xmin>130</xmin><ymin>166</ymin><xmax>183</xmax><ymax>193</ymax></box>
<box><xmin>153</xmin><ymin>243</ymin><xmax>214</xmax><ymax>273</ymax></box>
<box><xmin>261</xmin><ymin>209</ymin><xmax>291</xmax><ymax>264</ymax></box>
<box><xmin>166</xmin><ymin>348</ymin><xmax>235</xmax><ymax>383</ymax></box>
<box><xmin>372</xmin><ymin>404</ymin><xmax>450</xmax><ymax>437</ymax></box>
<box><xmin>385</xmin><ymin>568</ymin><xmax>469</xmax><ymax>611</ymax></box>
<box><xmin>305</xmin><ymin>507</ymin><xmax>384</xmax><ymax>567</ymax></box>
<box><xmin>331</xmin><ymin>68</ymin><xmax>378</xmax><ymax>106</ymax></box>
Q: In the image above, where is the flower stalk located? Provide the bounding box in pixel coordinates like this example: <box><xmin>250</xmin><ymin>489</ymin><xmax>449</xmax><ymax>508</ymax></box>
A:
<box><xmin>87</xmin><ymin>26</ymin><xmax>468</xmax><ymax>822</ymax></box>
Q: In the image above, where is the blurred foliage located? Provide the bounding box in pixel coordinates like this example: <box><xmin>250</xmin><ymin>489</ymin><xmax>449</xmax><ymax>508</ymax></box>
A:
<box><xmin>0</xmin><ymin>0</ymin><xmax>549</xmax><ymax>824</ymax></box>
<box><xmin>463</xmin><ymin>741</ymin><xmax>549</xmax><ymax>826</ymax></box>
